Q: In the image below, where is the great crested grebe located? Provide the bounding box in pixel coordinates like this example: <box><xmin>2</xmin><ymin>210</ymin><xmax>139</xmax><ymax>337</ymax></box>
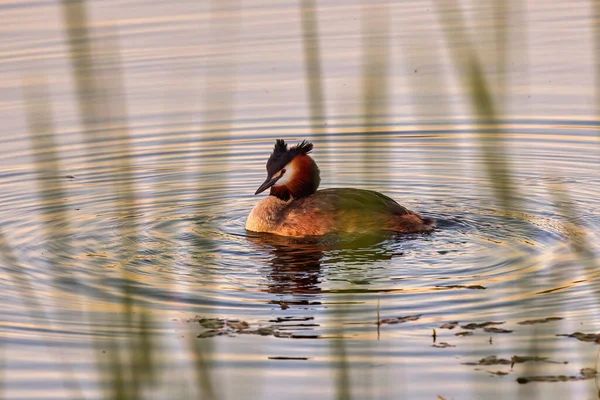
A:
<box><xmin>246</xmin><ymin>140</ymin><xmax>435</xmax><ymax>237</ymax></box>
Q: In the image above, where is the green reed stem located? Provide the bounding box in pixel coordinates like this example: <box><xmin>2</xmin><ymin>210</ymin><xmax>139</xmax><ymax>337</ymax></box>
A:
<box><xmin>435</xmin><ymin>0</ymin><xmax>515</xmax><ymax>209</ymax></box>
<box><xmin>299</xmin><ymin>0</ymin><xmax>327</xmax><ymax>134</ymax></box>
<box><xmin>333</xmin><ymin>300</ymin><xmax>352</xmax><ymax>400</ymax></box>
<box><xmin>434</xmin><ymin>3</ymin><xmax>548</xmax><ymax>399</ymax></box>
<box><xmin>360</xmin><ymin>2</ymin><xmax>390</xmax><ymax>186</ymax></box>
<box><xmin>22</xmin><ymin>77</ymin><xmax>85</xmax><ymax>399</ymax></box>
<box><xmin>60</xmin><ymin>1</ymin><xmax>166</xmax><ymax>398</ymax></box>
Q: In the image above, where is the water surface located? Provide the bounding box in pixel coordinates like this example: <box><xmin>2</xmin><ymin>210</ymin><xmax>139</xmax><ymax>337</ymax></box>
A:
<box><xmin>0</xmin><ymin>1</ymin><xmax>599</xmax><ymax>399</ymax></box>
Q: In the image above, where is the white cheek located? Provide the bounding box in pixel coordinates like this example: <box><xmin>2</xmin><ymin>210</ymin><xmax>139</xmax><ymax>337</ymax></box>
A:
<box><xmin>274</xmin><ymin>163</ymin><xmax>295</xmax><ymax>186</ymax></box>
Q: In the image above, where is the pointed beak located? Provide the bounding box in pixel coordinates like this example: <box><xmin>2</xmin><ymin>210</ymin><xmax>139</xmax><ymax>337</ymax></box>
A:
<box><xmin>255</xmin><ymin>175</ymin><xmax>280</xmax><ymax>195</ymax></box>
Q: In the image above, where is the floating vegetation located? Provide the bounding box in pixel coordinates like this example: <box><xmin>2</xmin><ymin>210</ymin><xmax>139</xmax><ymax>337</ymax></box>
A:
<box><xmin>194</xmin><ymin>317</ymin><xmax>270</xmax><ymax>338</ymax></box>
<box><xmin>461</xmin><ymin>321</ymin><xmax>505</xmax><ymax>330</ymax></box>
<box><xmin>433</xmin><ymin>342</ymin><xmax>455</xmax><ymax>348</ymax></box>
<box><xmin>455</xmin><ymin>331</ymin><xmax>474</xmax><ymax>337</ymax></box>
<box><xmin>268</xmin><ymin>300</ymin><xmax>321</xmax><ymax>307</ymax></box>
<box><xmin>482</xmin><ymin>370</ymin><xmax>509</xmax><ymax>376</ymax></box>
<box><xmin>193</xmin><ymin>316</ymin><xmax>322</xmax><ymax>339</ymax></box>
<box><xmin>85</xmin><ymin>253</ymin><xmax>108</xmax><ymax>258</ymax></box>
<box><xmin>269</xmin><ymin>316</ymin><xmax>314</xmax><ymax>323</ymax></box>
<box><xmin>516</xmin><ymin>368</ymin><xmax>596</xmax><ymax>384</ymax></box>
<box><xmin>227</xmin><ymin>320</ymin><xmax>251</xmax><ymax>331</ymax></box>
<box><xmin>517</xmin><ymin>317</ymin><xmax>563</xmax><ymax>325</ymax></box>
<box><xmin>510</xmin><ymin>356</ymin><xmax>567</xmax><ymax>367</ymax></box>
<box><xmin>439</xmin><ymin>321</ymin><xmax>459</xmax><ymax>330</ymax></box>
<box><xmin>196</xmin><ymin>318</ymin><xmax>226</xmax><ymax>330</ymax></box>
<box><xmin>276</xmin><ymin>301</ymin><xmax>289</xmax><ymax>310</ymax></box>
<box><xmin>463</xmin><ymin>355</ymin><xmax>567</xmax><ymax>367</ymax></box>
<box><xmin>379</xmin><ymin>315</ymin><xmax>421</xmax><ymax>325</ymax></box>
<box><xmin>462</xmin><ymin>356</ymin><xmax>512</xmax><ymax>366</ymax></box>
<box><xmin>556</xmin><ymin>332</ymin><xmax>600</xmax><ymax>343</ymax></box>
<box><xmin>435</xmin><ymin>285</ymin><xmax>486</xmax><ymax>290</ymax></box>
<box><xmin>484</xmin><ymin>327</ymin><xmax>513</xmax><ymax>334</ymax></box>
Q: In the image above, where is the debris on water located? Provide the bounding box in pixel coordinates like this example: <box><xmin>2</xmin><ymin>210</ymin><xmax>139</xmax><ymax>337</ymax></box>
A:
<box><xmin>379</xmin><ymin>314</ymin><xmax>421</xmax><ymax>325</ymax></box>
<box><xmin>197</xmin><ymin>330</ymin><xmax>223</xmax><ymax>338</ymax></box>
<box><xmin>511</xmin><ymin>355</ymin><xmax>564</xmax><ymax>365</ymax></box>
<box><xmin>227</xmin><ymin>320</ymin><xmax>249</xmax><ymax>330</ymax></box>
<box><xmin>278</xmin><ymin>301</ymin><xmax>289</xmax><ymax>310</ymax></box>
<box><xmin>511</xmin><ymin>356</ymin><xmax>547</xmax><ymax>363</ymax></box>
<box><xmin>580</xmin><ymin>368</ymin><xmax>597</xmax><ymax>377</ymax></box>
<box><xmin>193</xmin><ymin>316</ymin><xmax>321</xmax><ymax>339</ymax></box>
<box><xmin>436</xmin><ymin>285</ymin><xmax>486</xmax><ymax>290</ymax></box>
<box><xmin>64</xmin><ymin>175</ymin><xmax>75</xmax><ymax>179</ymax></box>
<box><xmin>517</xmin><ymin>317</ymin><xmax>563</xmax><ymax>325</ymax></box>
<box><xmin>455</xmin><ymin>331</ymin><xmax>473</xmax><ymax>337</ymax></box>
<box><xmin>461</xmin><ymin>321</ymin><xmax>505</xmax><ymax>330</ymax></box>
<box><xmin>440</xmin><ymin>321</ymin><xmax>459</xmax><ymax>329</ymax></box>
<box><xmin>276</xmin><ymin>324</ymin><xmax>319</xmax><ymax>330</ymax></box>
<box><xmin>474</xmin><ymin>368</ymin><xmax>510</xmax><ymax>376</ymax></box>
<box><xmin>464</xmin><ymin>354</ymin><xmax>567</xmax><ymax>367</ymax></box>
<box><xmin>269</xmin><ymin>300</ymin><xmax>321</xmax><ymax>306</ymax></box>
<box><xmin>269</xmin><ymin>316</ymin><xmax>314</xmax><ymax>323</ymax></box>
<box><xmin>510</xmin><ymin>355</ymin><xmax>567</xmax><ymax>368</ymax></box>
<box><xmin>556</xmin><ymin>332</ymin><xmax>600</xmax><ymax>343</ymax></box>
<box><xmin>511</xmin><ymin>355</ymin><xmax>546</xmax><ymax>365</ymax></box>
<box><xmin>289</xmin><ymin>334</ymin><xmax>320</xmax><ymax>339</ymax></box>
<box><xmin>462</xmin><ymin>356</ymin><xmax>512</xmax><ymax>366</ymax></box>
<box><xmin>86</xmin><ymin>253</ymin><xmax>108</xmax><ymax>258</ymax></box>
<box><xmin>268</xmin><ymin>356</ymin><xmax>309</xmax><ymax>360</ymax></box>
<box><xmin>484</xmin><ymin>327</ymin><xmax>513</xmax><ymax>334</ymax></box>
<box><xmin>197</xmin><ymin>318</ymin><xmax>225</xmax><ymax>329</ymax></box>
<box><xmin>516</xmin><ymin>368</ymin><xmax>597</xmax><ymax>384</ymax></box>
<box><xmin>485</xmin><ymin>370</ymin><xmax>509</xmax><ymax>376</ymax></box>
<box><xmin>433</xmin><ymin>342</ymin><xmax>455</xmax><ymax>348</ymax></box>
<box><xmin>251</xmin><ymin>326</ymin><xmax>275</xmax><ymax>336</ymax></box>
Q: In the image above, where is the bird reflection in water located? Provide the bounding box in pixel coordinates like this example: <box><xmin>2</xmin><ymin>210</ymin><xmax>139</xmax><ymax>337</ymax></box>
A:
<box><xmin>247</xmin><ymin>232</ymin><xmax>404</xmax><ymax>295</ymax></box>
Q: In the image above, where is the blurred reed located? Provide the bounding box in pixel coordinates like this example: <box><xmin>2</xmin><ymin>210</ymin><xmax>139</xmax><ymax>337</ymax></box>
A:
<box><xmin>435</xmin><ymin>0</ymin><xmax>515</xmax><ymax>210</ymax></box>
<box><xmin>550</xmin><ymin>182</ymin><xmax>597</xmax><ymax>270</ymax></box>
<box><xmin>298</xmin><ymin>1</ymin><xmax>351</xmax><ymax>396</ymax></box>
<box><xmin>436</xmin><ymin>3</ymin><xmax>599</xmax><ymax>398</ymax></box>
<box><xmin>64</xmin><ymin>0</ymin><xmax>218</xmax><ymax>398</ymax></box>
<box><xmin>550</xmin><ymin>180</ymin><xmax>600</xmax><ymax>398</ymax></box>
<box><xmin>191</xmin><ymin>2</ymin><xmax>243</xmax><ymax>397</ymax></box>
<box><xmin>433</xmin><ymin>2</ymin><xmax>553</xmax><ymax>398</ymax></box>
<box><xmin>22</xmin><ymin>76</ymin><xmax>85</xmax><ymax>399</ymax></box>
<box><xmin>62</xmin><ymin>1</ymin><xmax>155</xmax><ymax>398</ymax></box>
<box><xmin>333</xmin><ymin>330</ymin><xmax>351</xmax><ymax>400</ymax></box>
<box><xmin>359</xmin><ymin>2</ymin><xmax>391</xmax><ymax>186</ymax></box>
<box><xmin>299</xmin><ymin>0</ymin><xmax>327</xmax><ymax>137</ymax></box>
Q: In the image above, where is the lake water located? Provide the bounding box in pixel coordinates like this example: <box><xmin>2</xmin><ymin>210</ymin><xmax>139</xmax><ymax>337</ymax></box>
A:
<box><xmin>1</xmin><ymin>0</ymin><xmax>599</xmax><ymax>399</ymax></box>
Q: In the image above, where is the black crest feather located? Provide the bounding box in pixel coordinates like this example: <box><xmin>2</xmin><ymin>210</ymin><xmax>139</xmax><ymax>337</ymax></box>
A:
<box><xmin>291</xmin><ymin>140</ymin><xmax>313</xmax><ymax>155</ymax></box>
<box><xmin>274</xmin><ymin>139</ymin><xmax>287</xmax><ymax>153</ymax></box>
<box><xmin>266</xmin><ymin>139</ymin><xmax>314</xmax><ymax>175</ymax></box>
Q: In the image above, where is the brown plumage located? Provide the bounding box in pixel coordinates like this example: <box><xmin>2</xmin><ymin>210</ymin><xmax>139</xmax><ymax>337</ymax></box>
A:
<box><xmin>246</xmin><ymin>140</ymin><xmax>435</xmax><ymax>237</ymax></box>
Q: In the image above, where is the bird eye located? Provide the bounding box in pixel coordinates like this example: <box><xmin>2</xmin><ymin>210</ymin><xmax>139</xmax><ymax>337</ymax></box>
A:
<box><xmin>281</xmin><ymin>169</ymin><xmax>286</xmax><ymax>175</ymax></box>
